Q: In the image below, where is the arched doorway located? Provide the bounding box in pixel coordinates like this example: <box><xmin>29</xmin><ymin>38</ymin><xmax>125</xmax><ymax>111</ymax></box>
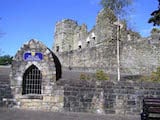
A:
<box><xmin>10</xmin><ymin>39</ymin><xmax>63</xmax><ymax>110</ymax></box>
<box><xmin>22</xmin><ymin>65</ymin><xmax>42</xmax><ymax>95</ymax></box>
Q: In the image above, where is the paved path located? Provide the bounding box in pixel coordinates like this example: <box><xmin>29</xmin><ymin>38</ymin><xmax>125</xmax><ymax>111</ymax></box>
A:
<box><xmin>0</xmin><ymin>108</ymin><xmax>140</xmax><ymax>120</ymax></box>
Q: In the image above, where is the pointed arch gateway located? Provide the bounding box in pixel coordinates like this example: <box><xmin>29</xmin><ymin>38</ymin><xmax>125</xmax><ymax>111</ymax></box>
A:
<box><xmin>10</xmin><ymin>39</ymin><xmax>63</xmax><ymax>110</ymax></box>
<box><xmin>22</xmin><ymin>65</ymin><xmax>42</xmax><ymax>95</ymax></box>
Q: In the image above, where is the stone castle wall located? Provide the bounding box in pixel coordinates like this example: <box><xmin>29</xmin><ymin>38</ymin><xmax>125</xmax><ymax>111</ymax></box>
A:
<box><xmin>121</xmin><ymin>41</ymin><xmax>160</xmax><ymax>75</ymax></box>
<box><xmin>57</xmin><ymin>45</ymin><xmax>117</xmax><ymax>73</ymax></box>
<box><xmin>53</xmin><ymin>9</ymin><xmax>160</xmax><ymax>75</ymax></box>
<box><xmin>56</xmin><ymin>39</ymin><xmax>160</xmax><ymax>75</ymax></box>
<box><xmin>2</xmin><ymin>72</ymin><xmax>160</xmax><ymax>115</ymax></box>
<box><xmin>0</xmin><ymin>83</ymin><xmax>11</xmax><ymax>106</ymax></box>
<box><xmin>57</xmin><ymin>80</ymin><xmax>160</xmax><ymax>115</ymax></box>
<box><xmin>53</xmin><ymin>9</ymin><xmax>118</xmax><ymax>53</ymax></box>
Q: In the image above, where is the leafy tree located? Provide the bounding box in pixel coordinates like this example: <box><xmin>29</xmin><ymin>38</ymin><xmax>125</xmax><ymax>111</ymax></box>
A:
<box><xmin>151</xmin><ymin>28</ymin><xmax>160</xmax><ymax>34</ymax></box>
<box><xmin>148</xmin><ymin>0</ymin><xmax>160</xmax><ymax>26</ymax></box>
<box><xmin>0</xmin><ymin>55</ymin><xmax>13</xmax><ymax>65</ymax></box>
<box><xmin>100</xmin><ymin>0</ymin><xmax>133</xmax><ymax>18</ymax></box>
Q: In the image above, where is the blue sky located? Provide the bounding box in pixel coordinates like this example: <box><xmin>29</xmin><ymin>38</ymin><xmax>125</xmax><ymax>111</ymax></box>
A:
<box><xmin>0</xmin><ymin>0</ymin><xmax>159</xmax><ymax>56</ymax></box>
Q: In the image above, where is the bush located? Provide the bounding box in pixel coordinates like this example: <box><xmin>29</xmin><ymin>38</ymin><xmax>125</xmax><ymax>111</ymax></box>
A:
<box><xmin>80</xmin><ymin>73</ymin><xmax>90</xmax><ymax>80</ymax></box>
<box><xmin>150</xmin><ymin>67</ymin><xmax>160</xmax><ymax>82</ymax></box>
<box><xmin>95</xmin><ymin>70</ymin><xmax>109</xmax><ymax>80</ymax></box>
<box><xmin>80</xmin><ymin>70</ymin><xmax>109</xmax><ymax>81</ymax></box>
<box><xmin>140</xmin><ymin>67</ymin><xmax>160</xmax><ymax>82</ymax></box>
<box><xmin>140</xmin><ymin>75</ymin><xmax>151</xmax><ymax>82</ymax></box>
<box><xmin>0</xmin><ymin>55</ymin><xmax>13</xmax><ymax>65</ymax></box>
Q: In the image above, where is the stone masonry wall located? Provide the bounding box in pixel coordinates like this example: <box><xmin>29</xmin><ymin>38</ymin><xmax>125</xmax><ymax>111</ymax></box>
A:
<box><xmin>57</xmin><ymin>80</ymin><xmax>160</xmax><ymax>115</ymax></box>
<box><xmin>121</xmin><ymin>41</ymin><xmax>160</xmax><ymax>75</ymax></box>
<box><xmin>57</xmin><ymin>45</ymin><xmax>117</xmax><ymax>73</ymax></box>
<box><xmin>19</xmin><ymin>85</ymin><xmax>64</xmax><ymax>111</ymax></box>
<box><xmin>0</xmin><ymin>76</ymin><xmax>12</xmax><ymax>107</ymax></box>
<box><xmin>53</xmin><ymin>9</ymin><xmax>160</xmax><ymax>75</ymax></box>
<box><xmin>0</xmin><ymin>66</ymin><xmax>12</xmax><ymax>107</ymax></box>
<box><xmin>1</xmin><ymin>74</ymin><xmax>160</xmax><ymax>115</ymax></box>
<box><xmin>57</xmin><ymin>38</ymin><xmax>160</xmax><ymax>75</ymax></box>
<box><xmin>10</xmin><ymin>39</ymin><xmax>63</xmax><ymax>111</ymax></box>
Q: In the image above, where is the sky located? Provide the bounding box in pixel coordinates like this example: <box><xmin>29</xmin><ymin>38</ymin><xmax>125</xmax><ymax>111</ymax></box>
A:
<box><xmin>0</xmin><ymin>0</ymin><xmax>159</xmax><ymax>56</ymax></box>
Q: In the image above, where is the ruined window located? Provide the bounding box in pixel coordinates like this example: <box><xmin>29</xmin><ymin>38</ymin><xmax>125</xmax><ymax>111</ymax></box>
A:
<box><xmin>91</xmin><ymin>32</ymin><xmax>96</xmax><ymax>40</ymax></box>
<box><xmin>127</xmin><ymin>34</ymin><xmax>131</xmax><ymax>41</ymax></box>
<box><xmin>56</xmin><ymin>46</ymin><xmax>59</xmax><ymax>52</ymax></box>
<box><xmin>22</xmin><ymin>65</ymin><xmax>42</xmax><ymax>95</ymax></box>
<box><xmin>78</xmin><ymin>41</ymin><xmax>82</xmax><ymax>49</ymax></box>
<box><xmin>92</xmin><ymin>36</ymin><xmax>96</xmax><ymax>40</ymax></box>
<box><xmin>86</xmin><ymin>37</ymin><xmax>90</xmax><ymax>47</ymax></box>
<box><xmin>79</xmin><ymin>45</ymin><xmax>81</xmax><ymax>49</ymax></box>
<box><xmin>87</xmin><ymin>41</ymin><xmax>90</xmax><ymax>47</ymax></box>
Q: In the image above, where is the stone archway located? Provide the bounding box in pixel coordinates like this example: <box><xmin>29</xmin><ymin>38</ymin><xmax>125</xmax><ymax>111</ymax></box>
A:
<box><xmin>10</xmin><ymin>39</ymin><xmax>64</xmax><ymax>111</ymax></box>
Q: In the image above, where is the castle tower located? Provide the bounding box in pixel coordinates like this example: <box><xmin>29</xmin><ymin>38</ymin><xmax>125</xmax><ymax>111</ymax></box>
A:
<box><xmin>95</xmin><ymin>9</ymin><xmax>116</xmax><ymax>46</ymax></box>
<box><xmin>53</xmin><ymin>19</ymin><xmax>78</xmax><ymax>53</ymax></box>
<box><xmin>73</xmin><ymin>24</ymin><xmax>88</xmax><ymax>50</ymax></box>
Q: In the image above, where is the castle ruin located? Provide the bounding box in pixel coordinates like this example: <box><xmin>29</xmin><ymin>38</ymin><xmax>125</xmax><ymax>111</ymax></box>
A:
<box><xmin>53</xmin><ymin>9</ymin><xmax>160</xmax><ymax>76</ymax></box>
<box><xmin>5</xmin><ymin>9</ymin><xmax>160</xmax><ymax>114</ymax></box>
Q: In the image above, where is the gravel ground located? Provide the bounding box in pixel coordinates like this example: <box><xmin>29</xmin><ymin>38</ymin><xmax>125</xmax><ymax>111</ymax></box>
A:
<box><xmin>0</xmin><ymin>108</ymin><xmax>140</xmax><ymax>120</ymax></box>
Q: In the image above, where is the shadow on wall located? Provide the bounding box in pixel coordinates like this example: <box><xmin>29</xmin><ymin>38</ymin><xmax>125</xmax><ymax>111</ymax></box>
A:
<box><xmin>49</xmin><ymin>48</ymin><xmax>62</xmax><ymax>80</ymax></box>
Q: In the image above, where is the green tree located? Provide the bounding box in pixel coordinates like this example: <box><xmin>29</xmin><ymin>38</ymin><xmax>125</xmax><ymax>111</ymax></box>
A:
<box><xmin>148</xmin><ymin>0</ymin><xmax>160</xmax><ymax>26</ymax></box>
<box><xmin>151</xmin><ymin>28</ymin><xmax>160</xmax><ymax>34</ymax></box>
<box><xmin>0</xmin><ymin>55</ymin><xmax>13</xmax><ymax>65</ymax></box>
<box><xmin>100</xmin><ymin>0</ymin><xmax>133</xmax><ymax>81</ymax></box>
<box><xmin>100</xmin><ymin>0</ymin><xmax>133</xmax><ymax>18</ymax></box>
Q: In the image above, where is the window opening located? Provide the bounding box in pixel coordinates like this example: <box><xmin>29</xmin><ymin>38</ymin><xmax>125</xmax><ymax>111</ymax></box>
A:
<box><xmin>56</xmin><ymin>46</ymin><xmax>59</xmax><ymax>52</ymax></box>
<box><xmin>91</xmin><ymin>33</ymin><xmax>96</xmax><ymax>40</ymax></box>
<box><xmin>79</xmin><ymin>45</ymin><xmax>81</xmax><ymax>49</ymax></box>
<box><xmin>22</xmin><ymin>65</ymin><xmax>42</xmax><ymax>95</ymax></box>
<box><xmin>78</xmin><ymin>41</ymin><xmax>82</xmax><ymax>49</ymax></box>
<box><xmin>87</xmin><ymin>41</ymin><xmax>90</xmax><ymax>47</ymax></box>
<box><xmin>86</xmin><ymin>37</ymin><xmax>90</xmax><ymax>47</ymax></box>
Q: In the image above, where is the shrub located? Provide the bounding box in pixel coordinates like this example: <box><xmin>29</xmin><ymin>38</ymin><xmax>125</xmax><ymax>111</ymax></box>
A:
<box><xmin>140</xmin><ymin>75</ymin><xmax>151</xmax><ymax>82</ymax></box>
<box><xmin>150</xmin><ymin>67</ymin><xmax>160</xmax><ymax>82</ymax></box>
<box><xmin>0</xmin><ymin>55</ymin><xmax>13</xmax><ymax>65</ymax></box>
<box><xmin>80</xmin><ymin>73</ymin><xmax>88</xmax><ymax>80</ymax></box>
<box><xmin>95</xmin><ymin>70</ymin><xmax>109</xmax><ymax>80</ymax></box>
<box><xmin>80</xmin><ymin>70</ymin><xmax>109</xmax><ymax>81</ymax></box>
<box><xmin>140</xmin><ymin>67</ymin><xmax>160</xmax><ymax>82</ymax></box>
